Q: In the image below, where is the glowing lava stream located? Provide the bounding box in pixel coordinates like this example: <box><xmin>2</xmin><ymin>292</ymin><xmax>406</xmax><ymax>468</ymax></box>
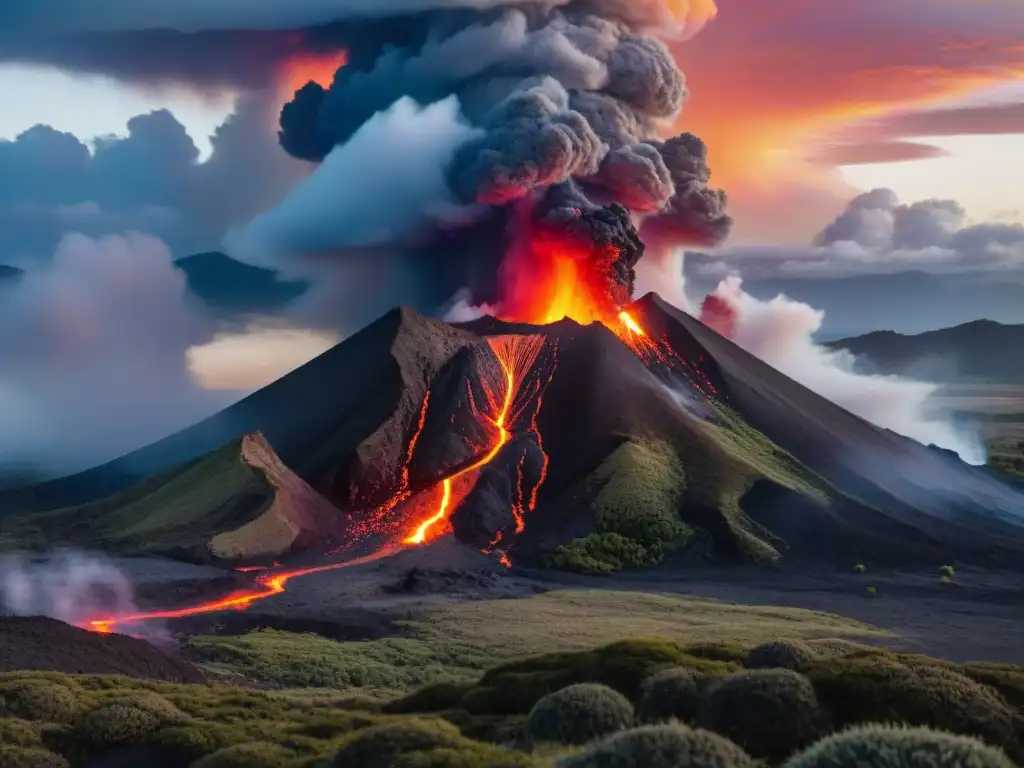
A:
<box><xmin>403</xmin><ymin>334</ymin><xmax>546</xmax><ymax>545</ymax></box>
<box><xmin>87</xmin><ymin>549</ymin><xmax>396</xmax><ymax>634</ymax></box>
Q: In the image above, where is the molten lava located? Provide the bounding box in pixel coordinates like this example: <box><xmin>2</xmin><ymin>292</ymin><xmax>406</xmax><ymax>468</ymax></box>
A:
<box><xmin>403</xmin><ymin>334</ymin><xmax>549</xmax><ymax>545</ymax></box>
<box><xmin>280</xmin><ymin>50</ymin><xmax>347</xmax><ymax>95</ymax></box>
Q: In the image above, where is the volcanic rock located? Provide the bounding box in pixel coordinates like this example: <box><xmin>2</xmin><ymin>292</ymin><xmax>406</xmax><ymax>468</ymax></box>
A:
<box><xmin>0</xmin><ymin>615</ymin><xmax>204</xmax><ymax>682</ymax></box>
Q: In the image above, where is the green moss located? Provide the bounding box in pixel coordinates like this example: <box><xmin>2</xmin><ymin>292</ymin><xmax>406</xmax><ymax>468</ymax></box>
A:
<box><xmin>807</xmin><ymin>652</ymin><xmax>1020</xmax><ymax>758</ymax></box>
<box><xmin>193</xmin><ymin>741</ymin><xmax>298</xmax><ymax>767</ymax></box>
<box><xmin>547</xmin><ymin>440</ymin><xmax>691</xmax><ymax>573</ymax></box>
<box><xmin>696</xmin><ymin>669</ymin><xmax>829</xmax><ymax>761</ymax></box>
<box><xmin>524</xmin><ymin>684</ymin><xmax>634</xmax><ymax>746</ymax></box>
<box><xmin>0</xmin><ymin>718</ymin><xmax>42</xmax><ymax>747</ymax></box>
<box><xmin>783</xmin><ymin>724</ymin><xmax>1014</xmax><ymax>768</ymax></box>
<box><xmin>0</xmin><ymin>745</ymin><xmax>69</xmax><ymax>768</ymax></box>
<box><xmin>556</xmin><ymin>723</ymin><xmax>756</xmax><ymax>768</ymax></box>
<box><xmin>384</xmin><ymin>683</ymin><xmax>476</xmax><ymax>715</ymax></box>
<box><xmin>0</xmin><ymin>682</ymin><xmax>77</xmax><ymax>723</ymax></box>
<box><xmin>460</xmin><ymin>640</ymin><xmax>737</xmax><ymax>716</ymax></box>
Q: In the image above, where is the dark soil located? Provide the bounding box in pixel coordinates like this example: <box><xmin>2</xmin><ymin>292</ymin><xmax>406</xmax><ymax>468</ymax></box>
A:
<box><xmin>0</xmin><ymin>615</ymin><xmax>204</xmax><ymax>683</ymax></box>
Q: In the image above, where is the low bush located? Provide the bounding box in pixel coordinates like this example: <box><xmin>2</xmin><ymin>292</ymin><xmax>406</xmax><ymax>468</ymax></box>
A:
<box><xmin>192</xmin><ymin>741</ymin><xmax>297</xmax><ymax>767</ymax></box>
<box><xmin>384</xmin><ymin>682</ymin><xmax>475</xmax><ymax>715</ymax></box>
<box><xmin>76</xmin><ymin>702</ymin><xmax>168</xmax><ymax>750</ymax></box>
<box><xmin>556</xmin><ymin>723</ymin><xmax>755</xmax><ymax>768</ymax></box>
<box><xmin>806</xmin><ymin>653</ymin><xmax>1020</xmax><ymax>758</ymax></box>
<box><xmin>524</xmin><ymin>684</ymin><xmax>634</xmax><ymax>746</ymax></box>
<box><xmin>459</xmin><ymin>640</ymin><xmax>736</xmax><ymax>716</ymax></box>
<box><xmin>783</xmin><ymin>724</ymin><xmax>1014</xmax><ymax>767</ymax></box>
<box><xmin>696</xmin><ymin>669</ymin><xmax>828</xmax><ymax>761</ymax></box>
<box><xmin>804</xmin><ymin>638</ymin><xmax>873</xmax><ymax>659</ymax></box>
<box><xmin>0</xmin><ymin>717</ymin><xmax>42</xmax><ymax>747</ymax></box>
<box><xmin>0</xmin><ymin>682</ymin><xmax>77</xmax><ymax>723</ymax></box>
<box><xmin>636</xmin><ymin>668</ymin><xmax>706</xmax><ymax>724</ymax></box>
<box><xmin>745</xmin><ymin>640</ymin><xmax>815</xmax><ymax>672</ymax></box>
<box><xmin>329</xmin><ymin>718</ymin><xmax>532</xmax><ymax>768</ymax></box>
<box><xmin>0</xmin><ymin>745</ymin><xmax>69</xmax><ymax>768</ymax></box>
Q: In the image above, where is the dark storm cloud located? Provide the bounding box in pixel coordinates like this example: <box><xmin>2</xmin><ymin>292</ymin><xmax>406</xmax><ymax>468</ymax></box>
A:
<box><xmin>0</xmin><ymin>95</ymin><xmax>306</xmax><ymax>265</ymax></box>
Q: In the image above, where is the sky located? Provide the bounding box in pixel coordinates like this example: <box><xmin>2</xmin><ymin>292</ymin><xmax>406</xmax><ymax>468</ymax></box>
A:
<box><xmin>1</xmin><ymin>0</ymin><xmax>1022</xmax><ymax>245</ymax></box>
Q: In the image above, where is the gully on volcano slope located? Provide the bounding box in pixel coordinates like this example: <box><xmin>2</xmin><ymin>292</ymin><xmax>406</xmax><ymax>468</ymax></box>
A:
<box><xmin>84</xmin><ymin>243</ymin><xmax>708</xmax><ymax>635</ymax></box>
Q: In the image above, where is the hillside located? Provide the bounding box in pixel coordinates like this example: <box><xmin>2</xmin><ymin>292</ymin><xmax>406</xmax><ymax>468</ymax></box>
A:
<box><xmin>174</xmin><ymin>251</ymin><xmax>307</xmax><ymax>315</ymax></box>
<box><xmin>0</xmin><ymin>432</ymin><xmax>345</xmax><ymax>562</ymax></box>
<box><xmin>4</xmin><ymin>298</ymin><xmax>1024</xmax><ymax>572</ymax></box>
<box><xmin>827</xmin><ymin>319</ymin><xmax>1024</xmax><ymax>383</ymax></box>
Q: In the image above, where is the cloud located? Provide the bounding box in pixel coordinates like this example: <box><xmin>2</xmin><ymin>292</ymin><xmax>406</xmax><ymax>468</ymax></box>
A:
<box><xmin>813</xmin><ymin>101</ymin><xmax>1024</xmax><ymax>165</ymax></box>
<box><xmin>0</xmin><ymin>94</ymin><xmax>306</xmax><ymax>266</ymax></box>
<box><xmin>671</xmin><ymin>0</ymin><xmax>1024</xmax><ymax>241</ymax></box>
<box><xmin>699</xmin><ymin>275</ymin><xmax>985</xmax><ymax>464</ymax></box>
<box><xmin>227</xmin><ymin>96</ymin><xmax>481</xmax><ymax>267</ymax></box>
<box><xmin>698</xmin><ymin>188</ymin><xmax>1024</xmax><ymax>280</ymax></box>
<box><xmin>0</xmin><ymin>233</ymin><xmax>236</xmax><ymax>474</ymax></box>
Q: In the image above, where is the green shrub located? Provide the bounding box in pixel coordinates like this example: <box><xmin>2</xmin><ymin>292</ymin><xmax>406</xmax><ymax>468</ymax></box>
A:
<box><xmin>961</xmin><ymin>663</ymin><xmax>1024</xmax><ymax>709</ymax></box>
<box><xmin>193</xmin><ymin>741</ymin><xmax>297</xmax><ymax>767</ymax></box>
<box><xmin>330</xmin><ymin>719</ymin><xmax>464</xmax><ymax>767</ymax></box>
<box><xmin>805</xmin><ymin>639</ymin><xmax>873</xmax><ymax>660</ymax></box>
<box><xmin>556</xmin><ymin>723</ymin><xmax>755</xmax><ymax>768</ymax></box>
<box><xmin>0</xmin><ymin>717</ymin><xmax>42</xmax><ymax>747</ymax></box>
<box><xmin>460</xmin><ymin>640</ymin><xmax>735</xmax><ymax>716</ymax></box>
<box><xmin>145</xmin><ymin>723</ymin><xmax>243</xmax><ymax>762</ymax></box>
<box><xmin>0</xmin><ymin>746</ymin><xmax>68</xmax><ymax>768</ymax></box>
<box><xmin>681</xmin><ymin>643</ymin><xmax>748</xmax><ymax>664</ymax></box>
<box><xmin>524</xmin><ymin>684</ymin><xmax>634</xmax><ymax>746</ymax></box>
<box><xmin>696</xmin><ymin>669</ymin><xmax>828</xmax><ymax>761</ymax></box>
<box><xmin>76</xmin><ymin>702</ymin><xmax>173</xmax><ymax>750</ymax></box>
<box><xmin>547</xmin><ymin>534</ymin><xmax>654</xmax><ymax>574</ymax></box>
<box><xmin>783</xmin><ymin>724</ymin><xmax>1014</xmax><ymax>767</ymax></box>
<box><xmin>939</xmin><ymin>565</ymin><xmax>956</xmax><ymax>579</ymax></box>
<box><xmin>853</xmin><ymin>564</ymin><xmax>866</xmax><ymax>573</ymax></box>
<box><xmin>745</xmin><ymin>640</ymin><xmax>815</xmax><ymax>672</ymax></box>
<box><xmin>636</xmin><ymin>668</ymin><xmax>706</xmax><ymax>724</ymax></box>
<box><xmin>0</xmin><ymin>682</ymin><xmax>77</xmax><ymax>723</ymax></box>
<box><xmin>807</xmin><ymin>654</ymin><xmax>1019</xmax><ymax>756</ymax></box>
<box><xmin>385</xmin><ymin>682</ymin><xmax>475</xmax><ymax>714</ymax></box>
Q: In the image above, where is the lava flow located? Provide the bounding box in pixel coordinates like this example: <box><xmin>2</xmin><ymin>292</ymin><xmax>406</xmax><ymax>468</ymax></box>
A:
<box><xmin>403</xmin><ymin>334</ymin><xmax>550</xmax><ymax>545</ymax></box>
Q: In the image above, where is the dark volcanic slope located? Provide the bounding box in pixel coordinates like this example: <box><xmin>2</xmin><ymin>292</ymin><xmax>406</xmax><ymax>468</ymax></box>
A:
<box><xmin>0</xmin><ymin>616</ymin><xmax>203</xmax><ymax>682</ymax></box>
<box><xmin>827</xmin><ymin>319</ymin><xmax>1024</xmax><ymax>383</ymax></box>
<box><xmin>635</xmin><ymin>295</ymin><xmax>1024</xmax><ymax>563</ymax></box>
<box><xmin>0</xmin><ymin>308</ymin><xmax>474</xmax><ymax>512</ymax></box>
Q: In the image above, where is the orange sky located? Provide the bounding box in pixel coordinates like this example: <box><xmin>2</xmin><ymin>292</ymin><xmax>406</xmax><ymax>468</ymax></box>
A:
<box><xmin>672</xmin><ymin>0</ymin><xmax>1024</xmax><ymax>242</ymax></box>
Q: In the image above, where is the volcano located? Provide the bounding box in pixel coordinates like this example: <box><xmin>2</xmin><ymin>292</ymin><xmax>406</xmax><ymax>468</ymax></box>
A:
<box><xmin>6</xmin><ymin>294</ymin><xmax>1024</xmax><ymax>583</ymax></box>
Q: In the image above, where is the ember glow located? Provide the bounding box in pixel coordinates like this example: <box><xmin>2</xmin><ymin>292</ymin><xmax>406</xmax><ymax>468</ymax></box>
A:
<box><xmin>280</xmin><ymin>50</ymin><xmax>347</xmax><ymax>95</ymax></box>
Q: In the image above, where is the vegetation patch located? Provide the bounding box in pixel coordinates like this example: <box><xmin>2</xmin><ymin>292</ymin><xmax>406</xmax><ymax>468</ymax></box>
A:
<box><xmin>524</xmin><ymin>684</ymin><xmax>634</xmax><ymax>746</ymax></box>
<box><xmin>557</xmin><ymin>723</ymin><xmax>756</xmax><ymax>768</ymax></box>
<box><xmin>547</xmin><ymin>440</ymin><xmax>691</xmax><ymax>573</ymax></box>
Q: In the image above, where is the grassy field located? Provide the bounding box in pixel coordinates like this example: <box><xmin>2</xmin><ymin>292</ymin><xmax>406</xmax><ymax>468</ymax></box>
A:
<box><xmin>184</xmin><ymin>590</ymin><xmax>883</xmax><ymax>697</ymax></box>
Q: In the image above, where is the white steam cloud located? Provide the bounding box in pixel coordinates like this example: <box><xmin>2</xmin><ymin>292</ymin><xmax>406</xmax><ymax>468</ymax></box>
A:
<box><xmin>0</xmin><ymin>232</ymin><xmax>237</xmax><ymax>475</ymax></box>
<box><xmin>0</xmin><ymin>550</ymin><xmax>137</xmax><ymax>629</ymax></box>
<box><xmin>699</xmin><ymin>275</ymin><xmax>986</xmax><ymax>464</ymax></box>
<box><xmin>226</xmin><ymin>96</ymin><xmax>482</xmax><ymax>272</ymax></box>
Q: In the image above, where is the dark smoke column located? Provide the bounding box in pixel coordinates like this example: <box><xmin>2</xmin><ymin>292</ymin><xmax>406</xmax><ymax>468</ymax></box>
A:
<box><xmin>276</xmin><ymin>0</ymin><xmax>731</xmax><ymax>310</ymax></box>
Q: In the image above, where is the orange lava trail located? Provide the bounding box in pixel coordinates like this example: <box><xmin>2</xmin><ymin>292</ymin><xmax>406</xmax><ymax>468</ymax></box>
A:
<box><xmin>403</xmin><ymin>335</ymin><xmax>545</xmax><ymax>546</ymax></box>
<box><xmin>87</xmin><ymin>549</ymin><xmax>396</xmax><ymax>634</ymax></box>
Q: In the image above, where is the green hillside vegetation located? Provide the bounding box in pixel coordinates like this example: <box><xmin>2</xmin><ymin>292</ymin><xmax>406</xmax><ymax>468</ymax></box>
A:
<box><xmin>2</xmin><ymin>635</ymin><xmax>1020</xmax><ymax>767</ymax></box>
<box><xmin>548</xmin><ymin>406</ymin><xmax>832</xmax><ymax>573</ymax></box>
<box><xmin>0</xmin><ymin>439</ymin><xmax>274</xmax><ymax>560</ymax></box>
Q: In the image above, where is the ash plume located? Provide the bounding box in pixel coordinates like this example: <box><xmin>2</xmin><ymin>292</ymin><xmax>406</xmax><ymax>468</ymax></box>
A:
<box><xmin>224</xmin><ymin>0</ymin><xmax>730</xmax><ymax>321</ymax></box>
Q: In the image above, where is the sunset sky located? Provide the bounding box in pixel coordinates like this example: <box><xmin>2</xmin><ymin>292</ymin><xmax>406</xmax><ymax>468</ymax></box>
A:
<box><xmin>0</xmin><ymin>0</ymin><xmax>1020</xmax><ymax>246</ymax></box>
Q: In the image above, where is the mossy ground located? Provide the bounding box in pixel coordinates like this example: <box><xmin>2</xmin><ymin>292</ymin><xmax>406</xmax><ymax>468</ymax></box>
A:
<box><xmin>0</xmin><ymin>440</ymin><xmax>274</xmax><ymax>558</ymax></box>
<box><xmin>6</xmin><ymin>636</ymin><xmax>1022</xmax><ymax>767</ymax></box>
<box><xmin>184</xmin><ymin>590</ymin><xmax>881</xmax><ymax>695</ymax></box>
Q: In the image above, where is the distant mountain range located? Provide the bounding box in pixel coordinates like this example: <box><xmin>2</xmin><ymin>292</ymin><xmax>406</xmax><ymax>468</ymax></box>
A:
<box><xmin>685</xmin><ymin>267</ymin><xmax>1024</xmax><ymax>339</ymax></box>
<box><xmin>829</xmin><ymin>320</ymin><xmax>1024</xmax><ymax>383</ymax></box>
